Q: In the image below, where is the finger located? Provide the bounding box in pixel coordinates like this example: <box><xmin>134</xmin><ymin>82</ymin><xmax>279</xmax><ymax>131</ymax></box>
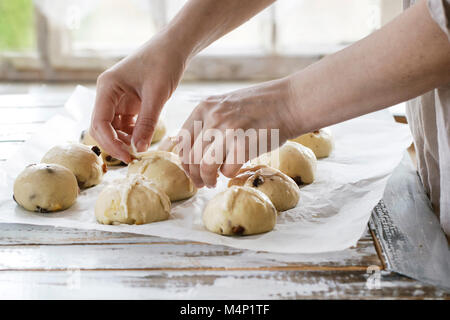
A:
<box><xmin>131</xmin><ymin>87</ymin><xmax>165</xmax><ymax>152</ymax></box>
<box><xmin>116</xmin><ymin>130</ymin><xmax>132</xmax><ymax>145</ymax></box>
<box><xmin>112</xmin><ymin>114</ymin><xmax>135</xmax><ymax>135</ymax></box>
<box><xmin>200</xmin><ymin>136</ymin><xmax>225</xmax><ymax>188</ymax></box>
<box><xmin>188</xmin><ymin>133</ymin><xmax>209</xmax><ymax>188</ymax></box>
<box><xmin>220</xmin><ymin>136</ymin><xmax>247</xmax><ymax>178</ymax></box>
<box><xmin>177</xmin><ymin>121</ymin><xmax>199</xmax><ymax>174</ymax></box>
<box><xmin>116</xmin><ymin>93</ymin><xmax>140</xmax><ymax>135</ymax></box>
<box><xmin>176</xmin><ymin>104</ymin><xmax>205</xmax><ymax>173</ymax></box>
<box><xmin>90</xmin><ymin>122</ymin><xmax>131</xmax><ymax>163</ymax></box>
<box><xmin>90</xmin><ymin>78</ymin><xmax>131</xmax><ymax>163</ymax></box>
<box><xmin>116</xmin><ymin>91</ymin><xmax>141</xmax><ymax>116</ymax></box>
<box><xmin>158</xmin><ymin>136</ymin><xmax>178</xmax><ymax>152</ymax></box>
<box><xmin>177</xmin><ymin>134</ymin><xmax>191</xmax><ymax>175</ymax></box>
<box><xmin>119</xmin><ymin>115</ymin><xmax>136</xmax><ymax>134</ymax></box>
<box><xmin>111</xmin><ymin>114</ymin><xmax>122</xmax><ymax>130</ymax></box>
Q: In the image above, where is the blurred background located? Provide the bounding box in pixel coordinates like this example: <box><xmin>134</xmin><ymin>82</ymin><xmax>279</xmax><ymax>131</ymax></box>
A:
<box><xmin>0</xmin><ymin>0</ymin><xmax>403</xmax><ymax>82</ymax></box>
<box><xmin>0</xmin><ymin>0</ymin><xmax>405</xmax><ymax>162</ymax></box>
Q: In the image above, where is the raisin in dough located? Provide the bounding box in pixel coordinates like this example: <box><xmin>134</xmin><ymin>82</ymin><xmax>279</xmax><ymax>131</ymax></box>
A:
<box><xmin>290</xmin><ymin>128</ymin><xmax>334</xmax><ymax>158</ymax></box>
<box><xmin>228</xmin><ymin>165</ymin><xmax>299</xmax><ymax>211</ymax></box>
<box><xmin>13</xmin><ymin>163</ymin><xmax>78</xmax><ymax>212</ymax></box>
<box><xmin>95</xmin><ymin>175</ymin><xmax>171</xmax><ymax>225</ymax></box>
<box><xmin>41</xmin><ymin>143</ymin><xmax>106</xmax><ymax>188</ymax></box>
<box><xmin>203</xmin><ymin>186</ymin><xmax>277</xmax><ymax>236</ymax></box>
<box><xmin>128</xmin><ymin>150</ymin><xmax>196</xmax><ymax>201</ymax></box>
<box><xmin>79</xmin><ymin>130</ymin><xmax>125</xmax><ymax>166</ymax></box>
<box><xmin>252</xmin><ymin>141</ymin><xmax>317</xmax><ymax>185</ymax></box>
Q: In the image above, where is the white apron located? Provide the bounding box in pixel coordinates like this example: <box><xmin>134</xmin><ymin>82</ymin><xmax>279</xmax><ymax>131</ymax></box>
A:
<box><xmin>404</xmin><ymin>0</ymin><xmax>450</xmax><ymax>235</ymax></box>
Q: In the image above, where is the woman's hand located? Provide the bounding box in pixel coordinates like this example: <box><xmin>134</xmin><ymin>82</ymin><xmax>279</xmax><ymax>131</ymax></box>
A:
<box><xmin>89</xmin><ymin>0</ymin><xmax>276</xmax><ymax>164</ymax></box>
<box><xmin>90</xmin><ymin>33</ymin><xmax>186</xmax><ymax>163</ymax></box>
<box><xmin>171</xmin><ymin>78</ymin><xmax>300</xmax><ymax>188</ymax></box>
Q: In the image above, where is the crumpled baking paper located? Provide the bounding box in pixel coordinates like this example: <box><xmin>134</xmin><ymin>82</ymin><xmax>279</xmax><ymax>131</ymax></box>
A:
<box><xmin>0</xmin><ymin>86</ymin><xmax>412</xmax><ymax>253</ymax></box>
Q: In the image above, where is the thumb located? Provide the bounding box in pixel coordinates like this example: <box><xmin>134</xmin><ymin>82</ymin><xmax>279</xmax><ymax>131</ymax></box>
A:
<box><xmin>132</xmin><ymin>92</ymin><xmax>163</xmax><ymax>152</ymax></box>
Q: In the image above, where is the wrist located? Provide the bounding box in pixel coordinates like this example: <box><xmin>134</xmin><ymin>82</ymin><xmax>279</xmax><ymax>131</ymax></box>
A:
<box><xmin>282</xmin><ymin>74</ymin><xmax>310</xmax><ymax>139</ymax></box>
<box><xmin>284</xmin><ymin>68</ymin><xmax>335</xmax><ymax>138</ymax></box>
<box><xmin>160</xmin><ymin>22</ymin><xmax>201</xmax><ymax>64</ymax></box>
<box><xmin>145</xmin><ymin>28</ymin><xmax>189</xmax><ymax>66</ymax></box>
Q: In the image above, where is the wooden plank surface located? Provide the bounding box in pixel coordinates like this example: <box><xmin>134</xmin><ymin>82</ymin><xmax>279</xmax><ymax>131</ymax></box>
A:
<box><xmin>0</xmin><ymin>83</ymin><xmax>445</xmax><ymax>299</ymax></box>
<box><xmin>0</xmin><ymin>223</ymin><xmax>169</xmax><ymax>245</ymax></box>
<box><xmin>0</xmin><ymin>223</ymin><xmax>379</xmax><ymax>271</ymax></box>
<box><xmin>0</xmin><ymin>223</ymin><xmax>374</xmax><ymax>245</ymax></box>
<box><xmin>0</xmin><ymin>270</ymin><xmax>447</xmax><ymax>300</ymax></box>
<box><xmin>0</xmin><ymin>242</ymin><xmax>380</xmax><ymax>271</ymax></box>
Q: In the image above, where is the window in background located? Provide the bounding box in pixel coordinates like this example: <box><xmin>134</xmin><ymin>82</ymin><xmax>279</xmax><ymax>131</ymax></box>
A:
<box><xmin>120</xmin><ymin>0</ymin><xmax>275</xmax><ymax>56</ymax></box>
<box><xmin>0</xmin><ymin>0</ymin><xmax>36</xmax><ymax>53</ymax></box>
<box><xmin>0</xmin><ymin>0</ymin><xmax>403</xmax><ymax>80</ymax></box>
<box><xmin>70</xmin><ymin>0</ymin><xmax>158</xmax><ymax>56</ymax></box>
<box><xmin>199</xmin><ymin>7</ymin><xmax>273</xmax><ymax>56</ymax></box>
<box><xmin>275</xmin><ymin>0</ymin><xmax>381</xmax><ymax>54</ymax></box>
<box><xmin>167</xmin><ymin>0</ymin><xmax>385</xmax><ymax>56</ymax></box>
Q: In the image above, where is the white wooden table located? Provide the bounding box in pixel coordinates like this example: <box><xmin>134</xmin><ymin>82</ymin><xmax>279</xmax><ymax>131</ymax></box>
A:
<box><xmin>0</xmin><ymin>83</ymin><xmax>447</xmax><ymax>299</ymax></box>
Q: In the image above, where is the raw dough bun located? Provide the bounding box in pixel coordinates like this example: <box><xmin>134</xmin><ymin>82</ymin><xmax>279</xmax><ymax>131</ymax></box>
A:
<box><xmin>95</xmin><ymin>175</ymin><xmax>171</xmax><ymax>225</ymax></box>
<box><xmin>290</xmin><ymin>128</ymin><xmax>334</xmax><ymax>158</ymax></box>
<box><xmin>151</xmin><ymin>119</ymin><xmax>166</xmax><ymax>144</ymax></box>
<box><xmin>79</xmin><ymin>130</ymin><xmax>125</xmax><ymax>166</ymax></box>
<box><xmin>252</xmin><ymin>141</ymin><xmax>317</xmax><ymax>185</ymax></box>
<box><xmin>228</xmin><ymin>165</ymin><xmax>299</xmax><ymax>211</ymax></box>
<box><xmin>13</xmin><ymin>163</ymin><xmax>78</xmax><ymax>212</ymax></box>
<box><xmin>203</xmin><ymin>186</ymin><xmax>277</xmax><ymax>236</ymax></box>
<box><xmin>41</xmin><ymin>143</ymin><xmax>106</xmax><ymax>188</ymax></box>
<box><xmin>127</xmin><ymin>150</ymin><xmax>196</xmax><ymax>201</ymax></box>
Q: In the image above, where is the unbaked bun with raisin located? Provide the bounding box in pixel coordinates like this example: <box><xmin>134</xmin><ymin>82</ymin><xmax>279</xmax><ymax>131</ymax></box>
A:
<box><xmin>252</xmin><ymin>141</ymin><xmax>317</xmax><ymax>185</ymax></box>
<box><xmin>41</xmin><ymin>143</ymin><xmax>106</xmax><ymax>188</ymax></box>
<box><xmin>203</xmin><ymin>186</ymin><xmax>277</xmax><ymax>236</ymax></box>
<box><xmin>13</xmin><ymin>163</ymin><xmax>78</xmax><ymax>213</ymax></box>
<box><xmin>128</xmin><ymin>150</ymin><xmax>196</xmax><ymax>201</ymax></box>
<box><xmin>228</xmin><ymin>165</ymin><xmax>299</xmax><ymax>211</ymax></box>
<box><xmin>290</xmin><ymin>128</ymin><xmax>333</xmax><ymax>158</ymax></box>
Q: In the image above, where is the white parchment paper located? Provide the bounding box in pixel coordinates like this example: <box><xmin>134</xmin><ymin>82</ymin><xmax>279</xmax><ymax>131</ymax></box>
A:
<box><xmin>0</xmin><ymin>86</ymin><xmax>412</xmax><ymax>253</ymax></box>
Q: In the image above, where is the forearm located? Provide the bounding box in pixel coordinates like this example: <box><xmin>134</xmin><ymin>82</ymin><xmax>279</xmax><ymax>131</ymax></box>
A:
<box><xmin>163</xmin><ymin>0</ymin><xmax>275</xmax><ymax>61</ymax></box>
<box><xmin>287</xmin><ymin>0</ymin><xmax>450</xmax><ymax>136</ymax></box>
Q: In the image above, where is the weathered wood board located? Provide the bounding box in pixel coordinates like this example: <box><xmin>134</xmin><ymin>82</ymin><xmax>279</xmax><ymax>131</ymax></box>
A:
<box><xmin>0</xmin><ymin>84</ymin><xmax>446</xmax><ymax>299</ymax></box>
<box><xmin>0</xmin><ymin>270</ymin><xmax>447</xmax><ymax>299</ymax></box>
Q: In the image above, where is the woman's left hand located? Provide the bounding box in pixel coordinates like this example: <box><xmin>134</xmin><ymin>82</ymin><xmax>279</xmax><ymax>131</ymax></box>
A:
<box><xmin>168</xmin><ymin>77</ymin><xmax>301</xmax><ymax>188</ymax></box>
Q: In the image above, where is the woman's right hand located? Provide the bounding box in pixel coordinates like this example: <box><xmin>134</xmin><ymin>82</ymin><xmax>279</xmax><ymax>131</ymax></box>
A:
<box><xmin>90</xmin><ymin>32</ymin><xmax>187</xmax><ymax>163</ymax></box>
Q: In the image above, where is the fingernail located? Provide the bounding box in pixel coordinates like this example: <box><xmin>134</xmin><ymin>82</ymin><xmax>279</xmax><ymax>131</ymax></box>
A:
<box><xmin>136</xmin><ymin>140</ymin><xmax>149</xmax><ymax>152</ymax></box>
